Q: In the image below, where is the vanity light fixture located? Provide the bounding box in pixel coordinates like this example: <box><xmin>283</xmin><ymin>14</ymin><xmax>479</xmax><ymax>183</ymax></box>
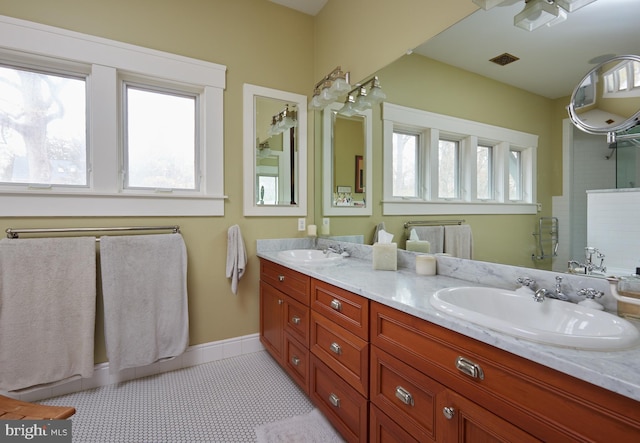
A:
<box><xmin>268</xmin><ymin>104</ymin><xmax>297</xmax><ymax>136</ymax></box>
<box><xmin>309</xmin><ymin>66</ymin><xmax>351</xmax><ymax>110</ymax></box>
<box><xmin>473</xmin><ymin>0</ymin><xmax>597</xmax><ymax>31</ymax></box>
<box><xmin>337</xmin><ymin>76</ymin><xmax>386</xmax><ymax>115</ymax></box>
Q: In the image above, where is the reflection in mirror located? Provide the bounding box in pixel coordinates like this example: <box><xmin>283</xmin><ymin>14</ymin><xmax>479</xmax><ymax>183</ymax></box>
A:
<box><xmin>568</xmin><ymin>55</ymin><xmax>640</xmax><ymax>137</ymax></box>
<box><xmin>313</xmin><ymin>1</ymin><xmax>640</xmax><ymax>272</ymax></box>
<box><xmin>243</xmin><ymin>84</ymin><xmax>306</xmax><ymax>216</ymax></box>
<box><xmin>322</xmin><ymin>102</ymin><xmax>372</xmax><ymax>216</ymax></box>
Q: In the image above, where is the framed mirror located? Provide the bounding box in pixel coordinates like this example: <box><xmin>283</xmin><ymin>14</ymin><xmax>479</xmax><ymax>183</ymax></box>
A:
<box><xmin>568</xmin><ymin>55</ymin><xmax>640</xmax><ymax>136</ymax></box>
<box><xmin>243</xmin><ymin>84</ymin><xmax>307</xmax><ymax>216</ymax></box>
<box><xmin>322</xmin><ymin>102</ymin><xmax>372</xmax><ymax>216</ymax></box>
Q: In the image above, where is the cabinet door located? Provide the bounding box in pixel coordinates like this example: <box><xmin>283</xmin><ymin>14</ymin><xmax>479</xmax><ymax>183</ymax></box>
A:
<box><xmin>260</xmin><ymin>282</ymin><xmax>284</xmax><ymax>362</ymax></box>
<box><xmin>437</xmin><ymin>389</ymin><xmax>541</xmax><ymax>443</ymax></box>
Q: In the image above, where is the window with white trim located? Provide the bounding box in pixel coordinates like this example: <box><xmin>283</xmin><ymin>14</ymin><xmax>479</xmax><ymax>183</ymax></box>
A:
<box><xmin>0</xmin><ymin>15</ymin><xmax>226</xmax><ymax>217</ymax></box>
<box><xmin>383</xmin><ymin>103</ymin><xmax>537</xmax><ymax>215</ymax></box>
<box><xmin>603</xmin><ymin>60</ymin><xmax>640</xmax><ymax>98</ymax></box>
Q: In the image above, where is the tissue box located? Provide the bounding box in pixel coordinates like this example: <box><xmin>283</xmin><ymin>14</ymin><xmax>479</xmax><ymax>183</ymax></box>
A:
<box><xmin>372</xmin><ymin>242</ymin><xmax>397</xmax><ymax>271</ymax></box>
<box><xmin>406</xmin><ymin>240</ymin><xmax>430</xmax><ymax>253</ymax></box>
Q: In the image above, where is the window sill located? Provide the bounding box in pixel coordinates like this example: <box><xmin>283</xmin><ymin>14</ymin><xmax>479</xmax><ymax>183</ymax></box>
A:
<box><xmin>0</xmin><ymin>192</ymin><xmax>227</xmax><ymax>217</ymax></box>
<box><xmin>382</xmin><ymin>200</ymin><xmax>537</xmax><ymax>216</ymax></box>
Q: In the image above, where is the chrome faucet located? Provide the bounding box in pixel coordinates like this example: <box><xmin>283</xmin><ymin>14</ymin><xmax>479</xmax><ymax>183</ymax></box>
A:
<box><xmin>533</xmin><ymin>276</ymin><xmax>570</xmax><ymax>303</ymax></box>
<box><xmin>325</xmin><ymin>244</ymin><xmax>350</xmax><ymax>257</ymax></box>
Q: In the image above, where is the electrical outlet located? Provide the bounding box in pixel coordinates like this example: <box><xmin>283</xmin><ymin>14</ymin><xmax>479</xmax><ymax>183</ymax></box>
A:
<box><xmin>321</xmin><ymin>218</ymin><xmax>330</xmax><ymax>236</ymax></box>
<box><xmin>536</xmin><ymin>203</ymin><xmax>542</xmax><ymax>212</ymax></box>
<box><xmin>297</xmin><ymin>218</ymin><xmax>306</xmax><ymax>231</ymax></box>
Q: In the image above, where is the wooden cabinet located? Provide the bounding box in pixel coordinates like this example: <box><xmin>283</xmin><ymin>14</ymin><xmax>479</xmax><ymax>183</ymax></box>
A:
<box><xmin>260</xmin><ymin>258</ymin><xmax>640</xmax><ymax>442</ymax></box>
<box><xmin>370</xmin><ymin>300</ymin><xmax>640</xmax><ymax>442</ymax></box>
<box><xmin>309</xmin><ymin>278</ymin><xmax>370</xmax><ymax>442</ymax></box>
<box><xmin>259</xmin><ymin>260</ymin><xmax>311</xmax><ymax>394</ymax></box>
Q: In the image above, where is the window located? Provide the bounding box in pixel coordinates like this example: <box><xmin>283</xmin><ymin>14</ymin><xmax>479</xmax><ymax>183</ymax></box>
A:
<box><xmin>477</xmin><ymin>145</ymin><xmax>493</xmax><ymax>200</ymax></box>
<box><xmin>0</xmin><ymin>15</ymin><xmax>226</xmax><ymax>217</ymax></box>
<box><xmin>383</xmin><ymin>103</ymin><xmax>537</xmax><ymax>215</ymax></box>
<box><xmin>603</xmin><ymin>60</ymin><xmax>640</xmax><ymax>98</ymax></box>
<box><xmin>0</xmin><ymin>65</ymin><xmax>87</xmax><ymax>187</ymax></box>
<box><xmin>392</xmin><ymin>130</ymin><xmax>419</xmax><ymax>198</ymax></box>
<box><xmin>124</xmin><ymin>85</ymin><xmax>198</xmax><ymax>191</ymax></box>
<box><xmin>438</xmin><ymin>139</ymin><xmax>460</xmax><ymax>199</ymax></box>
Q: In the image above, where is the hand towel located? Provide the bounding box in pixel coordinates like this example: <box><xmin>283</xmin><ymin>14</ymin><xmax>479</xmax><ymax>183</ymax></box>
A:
<box><xmin>100</xmin><ymin>233</ymin><xmax>189</xmax><ymax>373</ymax></box>
<box><xmin>410</xmin><ymin>226</ymin><xmax>445</xmax><ymax>253</ymax></box>
<box><xmin>444</xmin><ymin>225</ymin><xmax>474</xmax><ymax>259</ymax></box>
<box><xmin>0</xmin><ymin>237</ymin><xmax>96</xmax><ymax>391</ymax></box>
<box><xmin>372</xmin><ymin>222</ymin><xmax>386</xmax><ymax>245</ymax></box>
<box><xmin>226</xmin><ymin>225</ymin><xmax>247</xmax><ymax>295</ymax></box>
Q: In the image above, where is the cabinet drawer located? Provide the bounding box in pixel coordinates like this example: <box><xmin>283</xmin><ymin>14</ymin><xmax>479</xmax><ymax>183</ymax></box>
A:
<box><xmin>310</xmin><ymin>355</ymin><xmax>368</xmax><ymax>443</ymax></box>
<box><xmin>371</xmin><ymin>301</ymin><xmax>640</xmax><ymax>442</ymax></box>
<box><xmin>311</xmin><ymin>279</ymin><xmax>368</xmax><ymax>339</ymax></box>
<box><xmin>284</xmin><ymin>333</ymin><xmax>309</xmax><ymax>395</ymax></box>
<box><xmin>369</xmin><ymin>404</ymin><xmax>420</xmax><ymax>443</ymax></box>
<box><xmin>261</xmin><ymin>260</ymin><xmax>310</xmax><ymax>305</ymax></box>
<box><xmin>311</xmin><ymin>310</ymin><xmax>369</xmax><ymax>396</ymax></box>
<box><xmin>284</xmin><ymin>296</ymin><xmax>309</xmax><ymax>346</ymax></box>
<box><xmin>370</xmin><ymin>346</ymin><xmax>442</xmax><ymax>442</ymax></box>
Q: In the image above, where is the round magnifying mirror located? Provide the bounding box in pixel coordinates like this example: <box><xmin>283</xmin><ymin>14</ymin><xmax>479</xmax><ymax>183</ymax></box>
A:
<box><xmin>567</xmin><ymin>55</ymin><xmax>640</xmax><ymax>135</ymax></box>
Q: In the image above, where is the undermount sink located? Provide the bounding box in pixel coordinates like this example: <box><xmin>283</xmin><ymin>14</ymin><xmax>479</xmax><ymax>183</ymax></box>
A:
<box><xmin>430</xmin><ymin>287</ymin><xmax>640</xmax><ymax>351</ymax></box>
<box><xmin>277</xmin><ymin>249</ymin><xmax>343</xmax><ymax>264</ymax></box>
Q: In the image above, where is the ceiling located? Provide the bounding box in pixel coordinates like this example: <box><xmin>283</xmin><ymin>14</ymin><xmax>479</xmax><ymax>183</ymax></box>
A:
<box><xmin>270</xmin><ymin>0</ymin><xmax>640</xmax><ymax>100</ymax></box>
<box><xmin>413</xmin><ymin>0</ymin><xmax>640</xmax><ymax>99</ymax></box>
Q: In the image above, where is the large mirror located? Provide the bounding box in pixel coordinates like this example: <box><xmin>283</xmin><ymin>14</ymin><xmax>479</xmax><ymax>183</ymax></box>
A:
<box><xmin>243</xmin><ymin>84</ymin><xmax>307</xmax><ymax>216</ymax></box>
<box><xmin>322</xmin><ymin>102</ymin><xmax>372</xmax><ymax>216</ymax></box>
<box><xmin>568</xmin><ymin>54</ymin><xmax>640</xmax><ymax>136</ymax></box>
<box><xmin>314</xmin><ymin>0</ymin><xmax>640</xmax><ymax>271</ymax></box>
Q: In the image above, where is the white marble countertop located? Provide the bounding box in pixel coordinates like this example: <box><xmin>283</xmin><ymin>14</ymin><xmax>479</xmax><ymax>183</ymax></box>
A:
<box><xmin>257</xmin><ymin>239</ymin><xmax>640</xmax><ymax>403</ymax></box>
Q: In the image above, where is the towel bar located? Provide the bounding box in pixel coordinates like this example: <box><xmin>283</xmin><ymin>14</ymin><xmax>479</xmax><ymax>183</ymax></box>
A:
<box><xmin>6</xmin><ymin>225</ymin><xmax>180</xmax><ymax>239</ymax></box>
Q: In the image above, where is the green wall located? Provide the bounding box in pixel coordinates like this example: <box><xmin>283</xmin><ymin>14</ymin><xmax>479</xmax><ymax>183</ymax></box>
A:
<box><xmin>316</xmin><ymin>54</ymin><xmax>560</xmax><ymax>268</ymax></box>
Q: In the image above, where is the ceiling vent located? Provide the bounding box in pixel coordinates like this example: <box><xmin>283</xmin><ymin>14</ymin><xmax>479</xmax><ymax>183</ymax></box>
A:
<box><xmin>489</xmin><ymin>53</ymin><xmax>520</xmax><ymax>66</ymax></box>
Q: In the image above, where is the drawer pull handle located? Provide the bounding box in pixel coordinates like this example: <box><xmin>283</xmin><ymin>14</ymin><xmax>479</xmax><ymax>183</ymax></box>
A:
<box><xmin>291</xmin><ymin>356</ymin><xmax>300</xmax><ymax>366</ymax></box>
<box><xmin>443</xmin><ymin>406</ymin><xmax>455</xmax><ymax>420</ymax></box>
<box><xmin>278</xmin><ymin>275</ymin><xmax>285</xmax><ymax>282</ymax></box>
<box><xmin>455</xmin><ymin>356</ymin><xmax>484</xmax><ymax>380</ymax></box>
<box><xmin>278</xmin><ymin>299</ymin><xmax>283</xmax><ymax>305</ymax></box>
<box><xmin>329</xmin><ymin>393</ymin><xmax>341</xmax><ymax>408</ymax></box>
<box><xmin>329</xmin><ymin>342</ymin><xmax>342</xmax><ymax>355</ymax></box>
<box><xmin>395</xmin><ymin>386</ymin><xmax>414</xmax><ymax>406</ymax></box>
<box><xmin>330</xmin><ymin>299</ymin><xmax>342</xmax><ymax>311</ymax></box>
<box><xmin>291</xmin><ymin>316</ymin><xmax>301</xmax><ymax>325</ymax></box>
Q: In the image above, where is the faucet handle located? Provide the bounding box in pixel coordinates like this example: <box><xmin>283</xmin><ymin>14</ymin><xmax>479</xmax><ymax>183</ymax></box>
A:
<box><xmin>517</xmin><ymin>277</ymin><xmax>536</xmax><ymax>287</ymax></box>
<box><xmin>577</xmin><ymin>288</ymin><xmax>604</xmax><ymax>299</ymax></box>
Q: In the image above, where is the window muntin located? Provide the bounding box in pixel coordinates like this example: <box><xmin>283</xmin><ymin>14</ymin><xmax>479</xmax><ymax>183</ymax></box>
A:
<box><xmin>0</xmin><ymin>64</ymin><xmax>87</xmax><ymax>187</ymax></box>
<box><xmin>392</xmin><ymin>130</ymin><xmax>419</xmax><ymax>198</ymax></box>
<box><xmin>124</xmin><ymin>84</ymin><xmax>198</xmax><ymax>191</ymax></box>
<box><xmin>477</xmin><ymin>145</ymin><xmax>493</xmax><ymax>200</ymax></box>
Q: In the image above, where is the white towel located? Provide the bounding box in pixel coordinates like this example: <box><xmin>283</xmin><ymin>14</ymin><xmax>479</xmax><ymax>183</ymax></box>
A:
<box><xmin>444</xmin><ymin>225</ymin><xmax>474</xmax><ymax>259</ymax></box>
<box><xmin>372</xmin><ymin>222</ymin><xmax>386</xmax><ymax>245</ymax></box>
<box><xmin>410</xmin><ymin>226</ymin><xmax>445</xmax><ymax>253</ymax></box>
<box><xmin>226</xmin><ymin>225</ymin><xmax>247</xmax><ymax>295</ymax></box>
<box><xmin>0</xmin><ymin>237</ymin><xmax>96</xmax><ymax>391</ymax></box>
<box><xmin>100</xmin><ymin>233</ymin><xmax>189</xmax><ymax>373</ymax></box>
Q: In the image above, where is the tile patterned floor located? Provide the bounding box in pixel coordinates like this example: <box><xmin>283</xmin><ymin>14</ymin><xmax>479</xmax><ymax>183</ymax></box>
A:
<box><xmin>41</xmin><ymin>351</ymin><xmax>314</xmax><ymax>442</ymax></box>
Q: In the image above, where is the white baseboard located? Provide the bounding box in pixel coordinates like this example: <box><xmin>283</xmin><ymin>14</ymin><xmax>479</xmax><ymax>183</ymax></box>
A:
<box><xmin>4</xmin><ymin>333</ymin><xmax>265</xmax><ymax>402</ymax></box>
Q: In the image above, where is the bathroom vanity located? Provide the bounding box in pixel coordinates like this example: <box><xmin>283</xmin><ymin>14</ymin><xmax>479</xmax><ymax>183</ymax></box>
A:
<box><xmin>258</xmin><ymin>242</ymin><xmax>640</xmax><ymax>442</ymax></box>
